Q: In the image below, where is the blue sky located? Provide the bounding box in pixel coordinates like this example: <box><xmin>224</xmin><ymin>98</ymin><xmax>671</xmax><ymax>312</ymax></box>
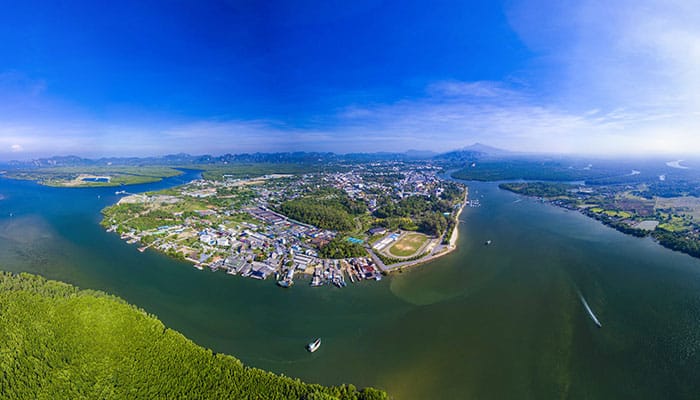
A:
<box><xmin>1</xmin><ymin>0</ymin><xmax>699</xmax><ymax>159</ymax></box>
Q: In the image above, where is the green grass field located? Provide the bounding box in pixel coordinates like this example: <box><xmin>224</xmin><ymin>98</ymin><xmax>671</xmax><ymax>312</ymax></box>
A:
<box><xmin>657</xmin><ymin>213</ymin><xmax>693</xmax><ymax>232</ymax></box>
<box><xmin>602</xmin><ymin>210</ymin><xmax>633</xmax><ymax>218</ymax></box>
<box><xmin>589</xmin><ymin>208</ymin><xmax>633</xmax><ymax>219</ymax></box>
<box><xmin>388</xmin><ymin>233</ymin><xmax>429</xmax><ymax>257</ymax></box>
<box><xmin>5</xmin><ymin>166</ymin><xmax>183</xmax><ymax>187</ymax></box>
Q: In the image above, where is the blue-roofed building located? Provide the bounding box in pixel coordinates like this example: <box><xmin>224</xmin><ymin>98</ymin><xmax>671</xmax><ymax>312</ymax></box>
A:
<box><xmin>347</xmin><ymin>237</ymin><xmax>364</xmax><ymax>244</ymax></box>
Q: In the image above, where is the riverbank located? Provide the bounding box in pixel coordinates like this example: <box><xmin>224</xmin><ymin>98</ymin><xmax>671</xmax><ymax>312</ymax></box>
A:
<box><xmin>499</xmin><ymin>181</ymin><xmax>700</xmax><ymax>261</ymax></box>
<box><xmin>448</xmin><ymin>187</ymin><xmax>468</xmax><ymax>248</ymax></box>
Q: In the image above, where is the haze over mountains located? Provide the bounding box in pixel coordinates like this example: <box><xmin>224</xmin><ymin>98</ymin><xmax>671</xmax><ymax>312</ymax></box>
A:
<box><xmin>2</xmin><ymin>143</ymin><xmax>510</xmax><ymax>168</ymax></box>
<box><xmin>4</xmin><ymin>142</ymin><xmax>698</xmax><ymax>174</ymax></box>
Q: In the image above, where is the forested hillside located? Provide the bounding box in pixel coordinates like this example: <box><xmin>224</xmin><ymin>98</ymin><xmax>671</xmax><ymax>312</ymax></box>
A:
<box><xmin>0</xmin><ymin>272</ymin><xmax>386</xmax><ymax>400</ymax></box>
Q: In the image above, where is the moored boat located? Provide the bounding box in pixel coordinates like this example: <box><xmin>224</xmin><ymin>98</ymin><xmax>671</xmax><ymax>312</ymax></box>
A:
<box><xmin>277</xmin><ymin>279</ymin><xmax>293</xmax><ymax>288</ymax></box>
<box><xmin>306</xmin><ymin>338</ymin><xmax>321</xmax><ymax>352</ymax></box>
<box><xmin>310</xmin><ymin>276</ymin><xmax>323</xmax><ymax>287</ymax></box>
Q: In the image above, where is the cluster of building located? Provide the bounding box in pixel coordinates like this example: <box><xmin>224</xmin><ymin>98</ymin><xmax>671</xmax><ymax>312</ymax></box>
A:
<box><xmin>372</xmin><ymin>232</ymin><xmax>400</xmax><ymax>252</ymax></box>
<box><xmin>181</xmin><ymin>209</ymin><xmax>384</xmax><ymax>288</ymax></box>
<box><xmin>318</xmin><ymin>164</ymin><xmax>445</xmax><ymax>210</ymax></box>
<box><xmin>111</xmin><ymin>187</ymin><xmax>384</xmax><ymax>289</ymax></box>
<box><xmin>106</xmin><ymin>161</ymin><xmax>464</xmax><ymax>289</ymax></box>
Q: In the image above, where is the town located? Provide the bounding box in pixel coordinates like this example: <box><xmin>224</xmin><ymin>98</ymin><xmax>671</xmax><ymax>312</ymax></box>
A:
<box><xmin>101</xmin><ymin>161</ymin><xmax>467</xmax><ymax>289</ymax></box>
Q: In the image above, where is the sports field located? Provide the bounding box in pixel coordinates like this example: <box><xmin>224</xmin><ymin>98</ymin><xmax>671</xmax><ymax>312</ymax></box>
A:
<box><xmin>388</xmin><ymin>232</ymin><xmax>429</xmax><ymax>257</ymax></box>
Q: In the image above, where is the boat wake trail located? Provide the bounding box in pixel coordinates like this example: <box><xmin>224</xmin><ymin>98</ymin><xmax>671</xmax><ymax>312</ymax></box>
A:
<box><xmin>577</xmin><ymin>290</ymin><xmax>602</xmax><ymax>328</ymax></box>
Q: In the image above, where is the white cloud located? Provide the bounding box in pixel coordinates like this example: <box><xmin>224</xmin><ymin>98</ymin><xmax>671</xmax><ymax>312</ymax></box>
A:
<box><xmin>10</xmin><ymin>144</ymin><xmax>22</xmax><ymax>152</ymax></box>
<box><xmin>427</xmin><ymin>81</ymin><xmax>523</xmax><ymax>99</ymax></box>
<box><xmin>508</xmin><ymin>0</ymin><xmax>700</xmax><ymax>109</ymax></box>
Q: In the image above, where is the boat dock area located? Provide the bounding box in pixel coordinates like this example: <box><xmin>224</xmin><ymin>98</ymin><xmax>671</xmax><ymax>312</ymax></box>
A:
<box><xmin>282</xmin><ymin>257</ymin><xmax>381</xmax><ymax>288</ymax></box>
<box><xmin>119</xmin><ymin>225</ymin><xmax>385</xmax><ymax>289</ymax></box>
<box><xmin>306</xmin><ymin>258</ymin><xmax>382</xmax><ymax>288</ymax></box>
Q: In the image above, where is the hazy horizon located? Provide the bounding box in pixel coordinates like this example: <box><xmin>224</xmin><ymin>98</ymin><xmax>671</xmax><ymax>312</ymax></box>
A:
<box><xmin>2</xmin><ymin>0</ymin><xmax>699</xmax><ymax>159</ymax></box>
<box><xmin>4</xmin><ymin>143</ymin><xmax>700</xmax><ymax>164</ymax></box>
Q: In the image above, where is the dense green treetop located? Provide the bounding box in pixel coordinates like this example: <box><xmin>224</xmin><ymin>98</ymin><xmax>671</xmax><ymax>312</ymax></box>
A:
<box><xmin>319</xmin><ymin>238</ymin><xmax>367</xmax><ymax>259</ymax></box>
<box><xmin>498</xmin><ymin>182</ymin><xmax>576</xmax><ymax>198</ymax></box>
<box><xmin>373</xmin><ymin>195</ymin><xmax>452</xmax><ymax>236</ymax></box>
<box><xmin>451</xmin><ymin>159</ymin><xmax>609</xmax><ymax>182</ymax></box>
<box><xmin>0</xmin><ymin>271</ymin><xmax>386</xmax><ymax>400</ymax></box>
<box><xmin>277</xmin><ymin>189</ymin><xmax>366</xmax><ymax>232</ymax></box>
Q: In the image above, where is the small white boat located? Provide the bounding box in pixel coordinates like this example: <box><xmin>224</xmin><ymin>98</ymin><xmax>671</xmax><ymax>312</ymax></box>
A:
<box><xmin>306</xmin><ymin>338</ymin><xmax>321</xmax><ymax>353</ymax></box>
<box><xmin>310</xmin><ymin>276</ymin><xmax>323</xmax><ymax>287</ymax></box>
<box><xmin>485</xmin><ymin>240</ymin><xmax>492</xmax><ymax>245</ymax></box>
<box><xmin>277</xmin><ymin>279</ymin><xmax>293</xmax><ymax>288</ymax></box>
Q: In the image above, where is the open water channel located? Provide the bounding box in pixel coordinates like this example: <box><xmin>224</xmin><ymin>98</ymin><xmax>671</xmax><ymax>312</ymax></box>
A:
<box><xmin>1</xmin><ymin>171</ymin><xmax>700</xmax><ymax>398</ymax></box>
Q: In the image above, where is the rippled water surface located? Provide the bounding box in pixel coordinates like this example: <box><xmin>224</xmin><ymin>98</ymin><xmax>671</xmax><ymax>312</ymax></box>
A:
<box><xmin>2</xmin><ymin>173</ymin><xmax>700</xmax><ymax>399</ymax></box>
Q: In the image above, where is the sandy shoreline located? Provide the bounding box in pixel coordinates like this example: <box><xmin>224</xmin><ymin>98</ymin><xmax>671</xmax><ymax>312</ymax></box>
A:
<box><xmin>381</xmin><ymin>186</ymin><xmax>468</xmax><ymax>272</ymax></box>
<box><xmin>448</xmin><ymin>187</ymin><xmax>468</xmax><ymax>248</ymax></box>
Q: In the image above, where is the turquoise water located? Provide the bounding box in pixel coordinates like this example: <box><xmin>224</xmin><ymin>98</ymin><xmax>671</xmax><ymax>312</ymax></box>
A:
<box><xmin>1</xmin><ymin>173</ymin><xmax>700</xmax><ymax>398</ymax></box>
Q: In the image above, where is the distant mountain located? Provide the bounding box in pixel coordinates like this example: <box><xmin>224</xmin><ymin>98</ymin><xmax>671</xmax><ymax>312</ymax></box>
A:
<box><xmin>7</xmin><ymin>146</ymin><xmax>501</xmax><ymax>169</ymax></box>
<box><xmin>460</xmin><ymin>143</ymin><xmax>511</xmax><ymax>156</ymax></box>
<box><xmin>404</xmin><ymin>149</ymin><xmax>437</xmax><ymax>159</ymax></box>
<box><xmin>218</xmin><ymin>152</ymin><xmax>336</xmax><ymax>164</ymax></box>
<box><xmin>6</xmin><ymin>153</ymin><xmax>331</xmax><ymax>168</ymax></box>
<box><xmin>433</xmin><ymin>143</ymin><xmax>510</xmax><ymax>165</ymax></box>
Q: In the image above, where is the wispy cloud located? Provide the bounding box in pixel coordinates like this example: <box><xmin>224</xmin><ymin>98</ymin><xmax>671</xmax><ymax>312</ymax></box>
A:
<box><xmin>426</xmin><ymin>81</ymin><xmax>524</xmax><ymax>100</ymax></box>
<box><xmin>508</xmin><ymin>0</ymin><xmax>700</xmax><ymax>111</ymax></box>
<box><xmin>329</xmin><ymin>90</ymin><xmax>666</xmax><ymax>154</ymax></box>
<box><xmin>2</xmin><ymin>78</ymin><xmax>698</xmax><ymax>158</ymax></box>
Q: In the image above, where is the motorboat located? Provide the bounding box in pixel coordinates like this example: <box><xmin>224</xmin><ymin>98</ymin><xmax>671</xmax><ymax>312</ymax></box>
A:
<box><xmin>306</xmin><ymin>338</ymin><xmax>321</xmax><ymax>352</ymax></box>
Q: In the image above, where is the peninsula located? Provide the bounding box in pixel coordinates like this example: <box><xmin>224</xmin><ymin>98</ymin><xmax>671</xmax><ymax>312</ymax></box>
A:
<box><xmin>100</xmin><ymin>160</ymin><xmax>467</xmax><ymax>287</ymax></box>
<box><xmin>3</xmin><ymin>165</ymin><xmax>185</xmax><ymax>187</ymax></box>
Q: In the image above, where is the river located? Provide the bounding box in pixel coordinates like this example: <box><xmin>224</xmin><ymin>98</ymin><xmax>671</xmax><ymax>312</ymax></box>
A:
<box><xmin>1</xmin><ymin>171</ymin><xmax>700</xmax><ymax>398</ymax></box>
